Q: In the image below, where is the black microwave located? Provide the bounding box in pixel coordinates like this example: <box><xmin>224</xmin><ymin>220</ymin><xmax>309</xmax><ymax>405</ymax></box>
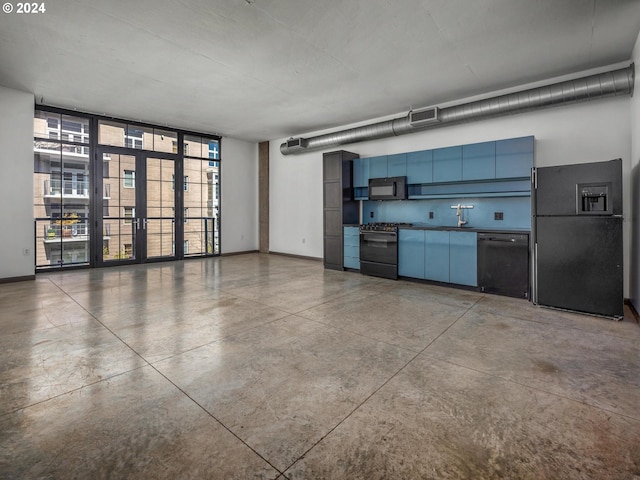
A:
<box><xmin>368</xmin><ymin>176</ymin><xmax>407</xmax><ymax>201</ymax></box>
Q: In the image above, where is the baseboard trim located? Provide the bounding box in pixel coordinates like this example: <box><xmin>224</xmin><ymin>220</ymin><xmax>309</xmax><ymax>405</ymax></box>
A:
<box><xmin>0</xmin><ymin>275</ymin><xmax>36</xmax><ymax>284</ymax></box>
<box><xmin>268</xmin><ymin>251</ymin><xmax>323</xmax><ymax>262</ymax></box>
<box><xmin>220</xmin><ymin>250</ymin><xmax>259</xmax><ymax>257</ymax></box>
<box><xmin>624</xmin><ymin>299</ymin><xmax>639</xmax><ymax>323</ymax></box>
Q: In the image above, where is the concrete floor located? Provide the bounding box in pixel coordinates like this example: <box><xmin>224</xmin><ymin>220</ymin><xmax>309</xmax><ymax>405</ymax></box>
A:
<box><xmin>1</xmin><ymin>253</ymin><xmax>639</xmax><ymax>479</ymax></box>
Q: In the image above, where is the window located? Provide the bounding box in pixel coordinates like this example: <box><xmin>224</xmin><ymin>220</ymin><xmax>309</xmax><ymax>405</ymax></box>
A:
<box><xmin>209</xmin><ymin>141</ymin><xmax>219</xmax><ymax>160</ymax></box>
<box><xmin>123</xmin><ymin>207</ymin><xmax>135</xmax><ymax>224</ymax></box>
<box><xmin>171</xmin><ymin>175</ymin><xmax>188</xmax><ymax>191</ymax></box>
<box><xmin>34</xmin><ymin>110</ymin><xmax>92</xmax><ymax>270</ymax></box>
<box><xmin>35</xmin><ymin>107</ymin><xmax>221</xmax><ymax>269</ymax></box>
<box><xmin>124</xmin><ymin>128</ymin><xmax>144</xmax><ymax>149</ymax></box>
<box><xmin>123</xmin><ymin>170</ymin><xmax>135</xmax><ymax>188</ymax></box>
<box><xmin>171</xmin><ymin>207</ymin><xmax>188</xmax><ymax>222</ymax></box>
<box><xmin>41</xmin><ymin>115</ymin><xmax>89</xmax><ymax>144</ymax></box>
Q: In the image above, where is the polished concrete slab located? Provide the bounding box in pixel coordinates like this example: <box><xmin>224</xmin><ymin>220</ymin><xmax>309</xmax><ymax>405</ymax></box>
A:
<box><xmin>1</xmin><ymin>253</ymin><xmax>639</xmax><ymax>479</ymax></box>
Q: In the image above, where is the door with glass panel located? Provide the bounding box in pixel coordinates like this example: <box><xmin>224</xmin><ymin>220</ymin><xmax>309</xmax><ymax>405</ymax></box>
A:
<box><xmin>96</xmin><ymin>149</ymin><xmax>176</xmax><ymax>264</ymax></box>
<box><xmin>144</xmin><ymin>156</ymin><xmax>177</xmax><ymax>259</ymax></box>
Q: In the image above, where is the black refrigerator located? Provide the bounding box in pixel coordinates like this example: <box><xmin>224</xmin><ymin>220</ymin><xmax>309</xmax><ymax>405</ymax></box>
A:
<box><xmin>532</xmin><ymin>159</ymin><xmax>623</xmax><ymax>318</ymax></box>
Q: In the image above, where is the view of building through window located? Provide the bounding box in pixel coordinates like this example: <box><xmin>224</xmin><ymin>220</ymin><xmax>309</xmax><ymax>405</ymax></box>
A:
<box><xmin>33</xmin><ymin>109</ymin><xmax>220</xmax><ymax>269</ymax></box>
<box><xmin>34</xmin><ymin>111</ymin><xmax>91</xmax><ymax>268</ymax></box>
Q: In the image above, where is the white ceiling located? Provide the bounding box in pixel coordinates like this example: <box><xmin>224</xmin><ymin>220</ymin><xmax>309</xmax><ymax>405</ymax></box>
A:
<box><xmin>0</xmin><ymin>0</ymin><xmax>639</xmax><ymax>142</ymax></box>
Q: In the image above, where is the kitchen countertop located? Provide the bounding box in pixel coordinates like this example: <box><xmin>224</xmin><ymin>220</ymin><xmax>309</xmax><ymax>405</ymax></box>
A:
<box><xmin>401</xmin><ymin>225</ymin><xmax>530</xmax><ymax>234</ymax></box>
<box><xmin>344</xmin><ymin>223</ymin><xmax>530</xmax><ymax>234</ymax></box>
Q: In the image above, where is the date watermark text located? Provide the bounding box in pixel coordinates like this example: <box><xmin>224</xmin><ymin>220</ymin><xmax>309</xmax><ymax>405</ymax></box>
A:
<box><xmin>3</xmin><ymin>3</ymin><xmax>47</xmax><ymax>14</ymax></box>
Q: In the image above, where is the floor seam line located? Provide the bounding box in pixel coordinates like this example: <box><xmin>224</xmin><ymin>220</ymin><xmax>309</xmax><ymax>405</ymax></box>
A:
<box><xmin>417</xmin><ymin>295</ymin><xmax>483</xmax><ymax>355</ymax></box>
<box><xmin>0</xmin><ymin>365</ymin><xmax>149</xmax><ymax>418</ymax></box>
<box><xmin>471</xmin><ymin>306</ymin><xmax>640</xmax><ymax>339</ymax></box>
<box><xmin>281</xmin><ymin>347</ymin><xmax>426</xmax><ymax>474</ymax></box>
<box><xmin>420</xmin><ymin>353</ymin><xmax>640</xmax><ymax>422</ymax></box>
<box><xmin>45</xmin><ymin>278</ymin><xmax>158</xmax><ymax>368</ymax></box>
<box><xmin>148</xmin><ymin>363</ymin><xmax>285</xmax><ymax>476</ymax></box>
<box><xmin>280</xmin><ymin>295</ymin><xmax>481</xmax><ymax>476</ymax></box>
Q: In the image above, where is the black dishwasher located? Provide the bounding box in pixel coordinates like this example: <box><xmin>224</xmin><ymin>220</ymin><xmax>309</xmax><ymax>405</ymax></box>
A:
<box><xmin>477</xmin><ymin>233</ymin><xmax>529</xmax><ymax>298</ymax></box>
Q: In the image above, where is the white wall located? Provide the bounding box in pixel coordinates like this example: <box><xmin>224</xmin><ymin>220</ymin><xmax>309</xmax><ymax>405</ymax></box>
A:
<box><xmin>0</xmin><ymin>86</ymin><xmax>35</xmax><ymax>280</ymax></box>
<box><xmin>269</xmin><ymin>140</ymin><xmax>324</xmax><ymax>257</ymax></box>
<box><xmin>630</xmin><ymin>31</ymin><xmax>640</xmax><ymax>310</ymax></box>
<box><xmin>269</xmin><ymin>65</ymin><xmax>633</xmax><ymax>294</ymax></box>
<box><xmin>220</xmin><ymin>137</ymin><xmax>259</xmax><ymax>253</ymax></box>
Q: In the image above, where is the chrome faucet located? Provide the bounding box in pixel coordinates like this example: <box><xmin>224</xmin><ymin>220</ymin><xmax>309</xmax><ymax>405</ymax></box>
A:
<box><xmin>450</xmin><ymin>204</ymin><xmax>474</xmax><ymax>227</ymax></box>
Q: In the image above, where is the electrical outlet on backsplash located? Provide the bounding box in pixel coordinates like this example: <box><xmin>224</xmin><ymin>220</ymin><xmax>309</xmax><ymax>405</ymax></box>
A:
<box><xmin>362</xmin><ymin>197</ymin><xmax>531</xmax><ymax>230</ymax></box>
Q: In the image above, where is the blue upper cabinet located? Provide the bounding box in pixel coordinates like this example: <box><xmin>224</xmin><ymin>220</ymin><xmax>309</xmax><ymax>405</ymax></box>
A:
<box><xmin>369</xmin><ymin>155</ymin><xmax>388</xmax><ymax>179</ymax></box>
<box><xmin>433</xmin><ymin>146</ymin><xmax>462</xmax><ymax>183</ymax></box>
<box><xmin>495</xmin><ymin>136</ymin><xmax>534</xmax><ymax>179</ymax></box>
<box><xmin>387</xmin><ymin>153</ymin><xmax>407</xmax><ymax>177</ymax></box>
<box><xmin>406</xmin><ymin>150</ymin><xmax>433</xmax><ymax>184</ymax></box>
<box><xmin>353</xmin><ymin>158</ymin><xmax>370</xmax><ymax>188</ymax></box>
<box><xmin>462</xmin><ymin>141</ymin><xmax>495</xmax><ymax>181</ymax></box>
<box><xmin>353</xmin><ymin>136</ymin><xmax>532</xmax><ymax>195</ymax></box>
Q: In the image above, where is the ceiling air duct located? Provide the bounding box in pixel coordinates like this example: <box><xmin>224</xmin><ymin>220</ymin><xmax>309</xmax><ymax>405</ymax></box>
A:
<box><xmin>280</xmin><ymin>63</ymin><xmax>634</xmax><ymax>155</ymax></box>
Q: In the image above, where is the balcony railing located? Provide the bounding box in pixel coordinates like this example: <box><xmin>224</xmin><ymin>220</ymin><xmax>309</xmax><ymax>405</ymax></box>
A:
<box><xmin>34</xmin><ymin>141</ymin><xmax>89</xmax><ymax>158</ymax></box>
<box><xmin>43</xmin><ymin>222</ymin><xmax>89</xmax><ymax>242</ymax></box>
<box><xmin>44</xmin><ymin>179</ymin><xmax>89</xmax><ymax>199</ymax></box>
<box><xmin>41</xmin><ymin>221</ymin><xmax>115</xmax><ymax>243</ymax></box>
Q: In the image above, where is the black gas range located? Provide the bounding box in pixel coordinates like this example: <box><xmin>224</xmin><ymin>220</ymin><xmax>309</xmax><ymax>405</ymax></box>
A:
<box><xmin>359</xmin><ymin>223</ymin><xmax>412</xmax><ymax>279</ymax></box>
<box><xmin>360</xmin><ymin>222</ymin><xmax>413</xmax><ymax>233</ymax></box>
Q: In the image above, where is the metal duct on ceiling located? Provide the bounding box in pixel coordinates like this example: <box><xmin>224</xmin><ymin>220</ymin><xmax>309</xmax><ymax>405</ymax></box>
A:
<box><xmin>280</xmin><ymin>63</ymin><xmax>635</xmax><ymax>155</ymax></box>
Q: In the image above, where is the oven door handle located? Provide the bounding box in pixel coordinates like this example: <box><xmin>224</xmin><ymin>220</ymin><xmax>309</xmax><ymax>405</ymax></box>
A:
<box><xmin>364</xmin><ymin>238</ymin><xmax>395</xmax><ymax>244</ymax></box>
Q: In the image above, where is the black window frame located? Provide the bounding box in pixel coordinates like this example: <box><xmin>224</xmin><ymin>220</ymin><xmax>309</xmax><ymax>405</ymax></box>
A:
<box><xmin>33</xmin><ymin>104</ymin><xmax>222</xmax><ymax>272</ymax></box>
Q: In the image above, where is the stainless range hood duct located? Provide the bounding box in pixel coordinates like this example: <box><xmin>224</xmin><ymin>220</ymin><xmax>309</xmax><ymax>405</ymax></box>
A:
<box><xmin>280</xmin><ymin>64</ymin><xmax>635</xmax><ymax>155</ymax></box>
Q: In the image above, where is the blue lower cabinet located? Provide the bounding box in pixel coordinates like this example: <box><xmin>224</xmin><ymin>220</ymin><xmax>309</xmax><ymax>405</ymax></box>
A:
<box><xmin>425</xmin><ymin>230</ymin><xmax>450</xmax><ymax>282</ymax></box>
<box><xmin>343</xmin><ymin>226</ymin><xmax>360</xmax><ymax>270</ymax></box>
<box><xmin>344</xmin><ymin>255</ymin><xmax>360</xmax><ymax>269</ymax></box>
<box><xmin>449</xmin><ymin>231</ymin><xmax>477</xmax><ymax>286</ymax></box>
<box><xmin>344</xmin><ymin>244</ymin><xmax>359</xmax><ymax>258</ymax></box>
<box><xmin>398</xmin><ymin>229</ymin><xmax>425</xmax><ymax>278</ymax></box>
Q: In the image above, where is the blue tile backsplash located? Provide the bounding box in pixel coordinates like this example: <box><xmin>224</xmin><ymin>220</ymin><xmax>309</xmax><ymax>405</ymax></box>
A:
<box><xmin>363</xmin><ymin>196</ymin><xmax>531</xmax><ymax>230</ymax></box>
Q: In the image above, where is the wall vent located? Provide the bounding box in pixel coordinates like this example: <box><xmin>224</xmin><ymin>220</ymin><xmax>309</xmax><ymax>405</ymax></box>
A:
<box><xmin>409</xmin><ymin>107</ymin><xmax>440</xmax><ymax>126</ymax></box>
<box><xmin>286</xmin><ymin>137</ymin><xmax>308</xmax><ymax>149</ymax></box>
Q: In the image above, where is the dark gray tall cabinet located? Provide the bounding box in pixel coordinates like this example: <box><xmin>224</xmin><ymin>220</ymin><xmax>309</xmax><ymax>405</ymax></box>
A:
<box><xmin>323</xmin><ymin>150</ymin><xmax>359</xmax><ymax>270</ymax></box>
